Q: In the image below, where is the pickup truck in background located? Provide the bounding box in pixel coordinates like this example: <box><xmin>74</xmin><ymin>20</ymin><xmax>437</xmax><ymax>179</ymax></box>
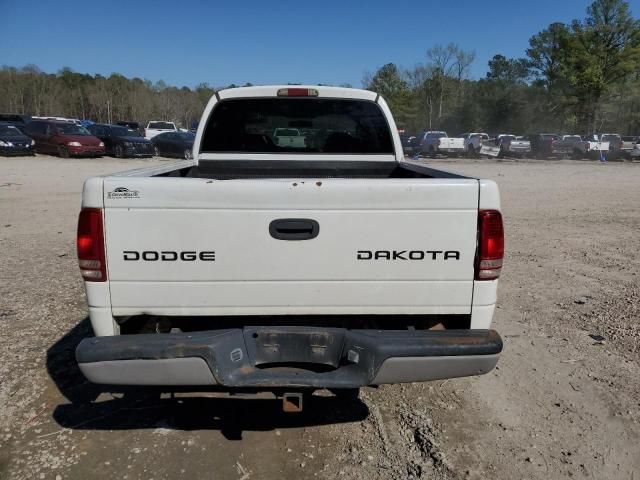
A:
<box><xmin>414</xmin><ymin>131</ymin><xmax>466</xmax><ymax>158</ymax></box>
<box><xmin>601</xmin><ymin>133</ymin><xmax>634</xmax><ymax>159</ymax></box>
<box><xmin>459</xmin><ymin>132</ymin><xmax>489</xmax><ymax>157</ymax></box>
<box><xmin>498</xmin><ymin>135</ymin><xmax>531</xmax><ymax>157</ymax></box>
<box><xmin>74</xmin><ymin>86</ymin><xmax>504</xmax><ymax>411</ymax></box>
<box><xmin>145</xmin><ymin>121</ymin><xmax>178</xmax><ymax>140</ymax></box>
<box><xmin>480</xmin><ymin>134</ymin><xmax>531</xmax><ymax>158</ymax></box>
<box><xmin>552</xmin><ymin>135</ymin><xmax>584</xmax><ymax>158</ymax></box>
<box><xmin>577</xmin><ymin>134</ymin><xmax>610</xmax><ymax>159</ymax></box>
<box><xmin>622</xmin><ymin>136</ymin><xmax>640</xmax><ymax>158</ymax></box>
<box><xmin>272</xmin><ymin>128</ymin><xmax>306</xmax><ymax>148</ymax></box>
<box><xmin>529</xmin><ymin>133</ymin><xmax>562</xmax><ymax>158</ymax></box>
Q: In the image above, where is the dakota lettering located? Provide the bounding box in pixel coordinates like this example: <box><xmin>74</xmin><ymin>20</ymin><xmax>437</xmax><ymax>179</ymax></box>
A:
<box><xmin>356</xmin><ymin>250</ymin><xmax>460</xmax><ymax>261</ymax></box>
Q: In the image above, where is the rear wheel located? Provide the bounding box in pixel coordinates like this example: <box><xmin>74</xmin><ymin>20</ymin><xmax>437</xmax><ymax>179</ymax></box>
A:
<box><xmin>114</xmin><ymin>145</ymin><xmax>124</xmax><ymax>158</ymax></box>
<box><xmin>58</xmin><ymin>145</ymin><xmax>69</xmax><ymax>158</ymax></box>
<box><xmin>183</xmin><ymin>148</ymin><xmax>192</xmax><ymax>160</ymax></box>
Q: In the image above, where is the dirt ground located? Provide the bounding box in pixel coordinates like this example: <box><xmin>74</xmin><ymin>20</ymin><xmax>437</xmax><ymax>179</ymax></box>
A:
<box><xmin>0</xmin><ymin>155</ymin><xmax>639</xmax><ymax>480</ymax></box>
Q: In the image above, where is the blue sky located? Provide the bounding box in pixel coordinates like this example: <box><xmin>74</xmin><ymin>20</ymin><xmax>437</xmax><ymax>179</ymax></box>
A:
<box><xmin>1</xmin><ymin>0</ymin><xmax>639</xmax><ymax>89</ymax></box>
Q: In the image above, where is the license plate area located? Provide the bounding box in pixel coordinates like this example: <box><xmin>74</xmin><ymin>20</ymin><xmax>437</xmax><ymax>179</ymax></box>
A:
<box><xmin>244</xmin><ymin>327</ymin><xmax>345</xmax><ymax>368</ymax></box>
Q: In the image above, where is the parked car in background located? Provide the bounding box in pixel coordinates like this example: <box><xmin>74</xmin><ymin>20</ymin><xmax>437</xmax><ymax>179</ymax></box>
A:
<box><xmin>459</xmin><ymin>132</ymin><xmax>489</xmax><ymax>157</ymax></box>
<box><xmin>272</xmin><ymin>128</ymin><xmax>306</xmax><ymax>148</ymax></box>
<box><xmin>414</xmin><ymin>131</ymin><xmax>466</xmax><ymax>158</ymax></box>
<box><xmin>24</xmin><ymin>120</ymin><xmax>104</xmax><ymax>157</ymax></box>
<box><xmin>480</xmin><ymin>134</ymin><xmax>531</xmax><ymax>158</ymax></box>
<box><xmin>0</xmin><ymin>114</ymin><xmax>31</xmax><ymax>133</ymax></box>
<box><xmin>551</xmin><ymin>135</ymin><xmax>584</xmax><ymax>158</ymax></box>
<box><xmin>151</xmin><ymin>131</ymin><xmax>195</xmax><ymax>159</ymax></box>
<box><xmin>495</xmin><ymin>134</ymin><xmax>531</xmax><ymax>157</ymax></box>
<box><xmin>0</xmin><ymin>123</ymin><xmax>35</xmax><ymax>156</ymax></box>
<box><xmin>116</xmin><ymin>121</ymin><xmax>140</xmax><ymax>130</ymax></box>
<box><xmin>600</xmin><ymin>133</ymin><xmax>635</xmax><ymax>158</ymax></box>
<box><xmin>116</xmin><ymin>121</ymin><xmax>145</xmax><ymax>137</ymax></box>
<box><xmin>400</xmin><ymin>133</ymin><xmax>417</xmax><ymax>155</ymax></box>
<box><xmin>31</xmin><ymin>116</ymin><xmax>83</xmax><ymax>125</ymax></box>
<box><xmin>87</xmin><ymin>123</ymin><xmax>154</xmax><ymax>158</ymax></box>
<box><xmin>576</xmin><ymin>134</ymin><xmax>610</xmax><ymax>159</ymax></box>
<box><xmin>145</xmin><ymin>121</ymin><xmax>178</xmax><ymax>139</ymax></box>
<box><xmin>529</xmin><ymin>133</ymin><xmax>561</xmax><ymax>158</ymax></box>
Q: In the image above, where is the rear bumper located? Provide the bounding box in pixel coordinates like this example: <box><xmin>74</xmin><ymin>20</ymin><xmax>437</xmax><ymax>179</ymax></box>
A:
<box><xmin>76</xmin><ymin>328</ymin><xmax>502</xmax><ymax>388</ymax></box>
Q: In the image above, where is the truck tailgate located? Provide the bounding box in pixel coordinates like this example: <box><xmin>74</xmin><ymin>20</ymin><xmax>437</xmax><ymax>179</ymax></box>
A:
<box><xmin>103</xmin><ymin>176</ymin><xmax>479</xmax><ymax>316</ymax></box>
<box><xmin>439</xmin><ymin>138</ymin><xmax>465</xmax><ymax>150</ymax></box>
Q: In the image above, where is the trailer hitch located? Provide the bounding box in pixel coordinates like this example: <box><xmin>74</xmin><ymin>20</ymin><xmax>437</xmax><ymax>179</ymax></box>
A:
<box><xmin>282</xmin><ymin>392</ymin><xmax>304</xmax><ymax>413</ymax></box>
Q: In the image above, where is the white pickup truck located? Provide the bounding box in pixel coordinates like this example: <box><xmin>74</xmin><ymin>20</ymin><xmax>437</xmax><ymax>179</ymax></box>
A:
<box><xmin>459</xmin><ymin>132</ymin><xmax>489</xmax><ymax>157</ymax></box>
<box><xmin>75</xmin><ymin>86</ymin><xmax>503</xmax><ymax>408</ymax></box>
<box><xmin>577</xmin><ymin>135</ymin><xmax>610</xmax><ymax>159</ymax></box>
<box><xmin>414</xmin><ymin>131</ymin><xmax>466</xmax><ymax>158</ymax></box>
<box><xmin>272</xmin><ymin>128</ymin><xmax>306</xmax><ymax>148</ymax></box>
<box><xmin>145</xmin><ymin>121</ymin><xmax>178</xmax><ymax>140</ymax></box>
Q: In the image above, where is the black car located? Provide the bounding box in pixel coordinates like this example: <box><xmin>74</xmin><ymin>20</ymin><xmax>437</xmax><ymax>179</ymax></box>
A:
<box><xmin>87</xmin><ymin>123</ymin><xmax>154</xmax><ymax>158</ymax></box>
<box><xmin>0</xmin><ymin>122</ymin><xmax>35</xmax><ymax>156</ymax></box>
<box><xmin>151</xmin><ymin>131</ymin><xmax>195</xmax><ymax>159</ymax></box>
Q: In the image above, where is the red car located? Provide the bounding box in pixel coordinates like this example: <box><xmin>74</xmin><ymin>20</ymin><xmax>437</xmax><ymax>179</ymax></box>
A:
<box><xmin>24</xmin><ymin>120</ymin><xmax>105</xmax><ymax>157</ymax></box>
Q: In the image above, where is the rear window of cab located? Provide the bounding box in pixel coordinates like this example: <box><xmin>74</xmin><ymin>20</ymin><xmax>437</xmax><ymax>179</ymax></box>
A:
<box><xmin>200</xmin><ymin>98</ymin><xmax>394</xmax><ymax>154</ymax></box>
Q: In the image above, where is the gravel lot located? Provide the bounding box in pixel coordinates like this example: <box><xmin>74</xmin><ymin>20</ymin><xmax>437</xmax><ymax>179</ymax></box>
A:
<box><xmin>1</xmin><ymin>155</ymin><xmax>639</xmax><ymax>479</ymax></box>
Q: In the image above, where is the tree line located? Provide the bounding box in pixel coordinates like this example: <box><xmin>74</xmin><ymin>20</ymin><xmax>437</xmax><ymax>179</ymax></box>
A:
<box><xmin>0</xmin><ymin>66</ymin><xmax>229</xmax><ymax>128</ymax></box>
<box><xmin>366</xmin><ymin>0</ymin><xmax>640</xmax><ymax>135</ymax></box>
<box><xmin>1</xmin><ymin>0</ymin><xmax>638</xmax><ymax>134</ymax></box>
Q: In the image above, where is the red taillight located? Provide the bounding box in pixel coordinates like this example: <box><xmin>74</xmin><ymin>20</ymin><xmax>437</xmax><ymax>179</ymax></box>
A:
<box><xmin>77</xmin><ymin>208</ymin><xmax>106</xmax><ymax>282</ymax></box>
<box><xmin>476</xmin><ymin>210</ymin><xmax>504</xmax><ymax>280</ymax></box>
<box><xmin>277</xmin><ymin>88</ymin><xmax>319</xmax><ymax>97</ymax></box>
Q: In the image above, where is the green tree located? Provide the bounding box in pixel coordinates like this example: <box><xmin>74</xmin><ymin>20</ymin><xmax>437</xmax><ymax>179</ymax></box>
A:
<box><xmin>569</xmin><ymin>0</ymin><xmax>640</xmax><ymax>131</ymax></box>
<box><xmin>487</xmin><ymin>55</ymin><xmax>530</xmax><ymax>84</ymax></box>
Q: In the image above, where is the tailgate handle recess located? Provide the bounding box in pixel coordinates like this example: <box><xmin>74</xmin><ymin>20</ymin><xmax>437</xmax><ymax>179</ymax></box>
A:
<box><xmin>269</xmin><ymin>218</ymin><xmax>319</xmax><ymax>241</ymax></box>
